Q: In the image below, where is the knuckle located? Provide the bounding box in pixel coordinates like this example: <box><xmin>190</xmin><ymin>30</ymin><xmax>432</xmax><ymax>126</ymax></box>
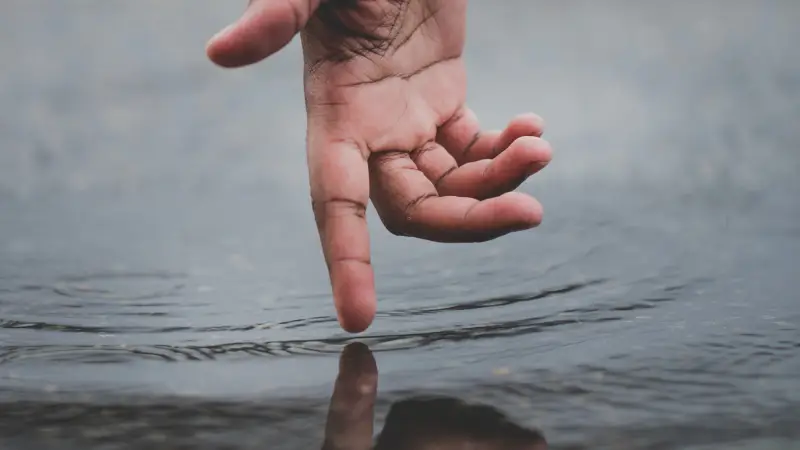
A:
<box><xmin>311</xmin><ymin>197</ymin><xmax>368</xmax><ymax>223</ymax></box>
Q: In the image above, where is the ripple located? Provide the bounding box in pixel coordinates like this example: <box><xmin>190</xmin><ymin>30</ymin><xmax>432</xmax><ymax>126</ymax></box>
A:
<box><xmin>0</xmin><ymin>309</ymin><xmax>629</xmax><ymax>363</ymax></box>
<box><xmin>277</xmin><ymin>279</ymin><xmax>609</xmax><ymax>330</ymax></box>
<box><xmin>380</xmin><ymin>279</ymin><xmax>609</xmax><ymax>318</ymax></box>
<box><xmin>52</xmin><ymin>271</ymin><xmax>187</xmax><ymax>301</ymax></box>
<box><xmin>0</xmin><ymin>279</ymin><xmax>606</xmax><ymax>335</ymax></box>
<box><xmin>0</xmin><ymin>318</ymin><xmax>282</xmax><ymax>335</ymax></box>
<box><xmin>0</xmin><ymin>278</ymin><xmax>692</xmax><ymax>364</ymax></box>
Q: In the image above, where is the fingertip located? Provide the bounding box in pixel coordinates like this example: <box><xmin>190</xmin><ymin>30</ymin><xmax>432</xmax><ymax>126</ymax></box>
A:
<box><xmin>487</xmin><ymin>113</ymin><xmax>547</xmax><ymax>160</ymax></box>
<box><xmin>206</xmin><ymin>26</ymin><xmax>227</xmax><ymax>53</ymax></box>
<box><xmin>452</xmin><ymin>192</ymin><xmax>544</xmax><ymax>241</ymax></box>
<box><xmin>204</xmin><ymin>0</ymin><xmax>301</xmax><ymax>69</ymax></box>
<box><xmin>332</xmin><ymin>261</ymin><xmax>377</xmax><ymax>334</ymax></box>
<box><xmin>507</xmin><ymin>136</ymin><xmax>552</xmax><ymax>175</ymax></box>
<box><xmin>516</xmin><ymin>112</ymin><xmax>545</xmax><ymax>125</ymax></box>
<box><xmin>466</xmin><ymin>136</ymin><xmax>550</xmax><ymax>197</ymax></box>
<box><xmin>496</xmin><ymin>192</ymin><xmax>544</xmax><ymax>229</ymax></box>
<box><xmin>338</xmin><ymin>302</ymin><xmax>376</xmax><ymax>334</ymax></box>
<box><xmin>205</xmin><ymin>41</ymin><xmax>231</xmax><ymax>69</ymax></box>
<box><xmin>509</xmin><ymin>112</ymin><xmax>546</xmax><ymax>136</ymax></box>
<box><xmin>205</xmin><ymin>23</ymin><xmax>249</xmax><ymax>68</ymax></box>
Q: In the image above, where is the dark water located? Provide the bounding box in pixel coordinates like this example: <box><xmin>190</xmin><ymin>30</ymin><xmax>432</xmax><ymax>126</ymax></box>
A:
<box><xmin>1</xmin><ymin>1</ymin><xmax>799</xmax><ymax>449</ymax></box>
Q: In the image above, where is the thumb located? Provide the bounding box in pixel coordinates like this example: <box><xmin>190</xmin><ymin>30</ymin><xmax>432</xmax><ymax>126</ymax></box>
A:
<box><xmin>206</xmin><ymin>0</ymin><xmax>322</xmax><ymax>68</ymax></box>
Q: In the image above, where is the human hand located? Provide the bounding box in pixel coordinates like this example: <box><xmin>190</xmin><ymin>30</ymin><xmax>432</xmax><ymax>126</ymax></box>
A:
<box><xmin>206</xmin><ymin>0</ymin><xmax>553</xmax><ymax>333</ymax></box>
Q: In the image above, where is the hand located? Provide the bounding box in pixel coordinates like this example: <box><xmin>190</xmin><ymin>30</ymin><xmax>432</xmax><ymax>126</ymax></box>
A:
<box><xmin>322</xmin><ymin>343</ymin><xmax>548</xmax><ymax>450</ymax></box>
<box><xmin>206</xmin><ymin>0</ymin><xmax>553</xmax><ymax>333</ymax></box>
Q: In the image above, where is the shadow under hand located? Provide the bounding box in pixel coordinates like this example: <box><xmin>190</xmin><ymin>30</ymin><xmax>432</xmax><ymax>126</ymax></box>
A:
<box><xmin>323</xmin><ymin>342</ymin><xmax>548</xmax><ymax>450</ymax></box>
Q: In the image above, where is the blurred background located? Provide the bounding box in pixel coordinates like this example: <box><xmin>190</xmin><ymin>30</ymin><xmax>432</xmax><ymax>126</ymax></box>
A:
<box><xmin>1</xmin><ymin>1</ymin><xmax>798</xmax><ymax>449</ymax></box>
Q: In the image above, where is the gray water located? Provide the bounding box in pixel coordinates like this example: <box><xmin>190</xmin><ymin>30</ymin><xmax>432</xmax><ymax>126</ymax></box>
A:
<box><xmin>1</xmin><ymin>1</ymin><xmax>799</xmax><ymax>449</ymax></box>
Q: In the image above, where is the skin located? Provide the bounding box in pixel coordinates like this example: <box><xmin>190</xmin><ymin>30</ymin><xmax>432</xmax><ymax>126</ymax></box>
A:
<box><xmin>206</xmin><ymin>0</ymin><xmax>553</xmax><ymax>333</ymax></box>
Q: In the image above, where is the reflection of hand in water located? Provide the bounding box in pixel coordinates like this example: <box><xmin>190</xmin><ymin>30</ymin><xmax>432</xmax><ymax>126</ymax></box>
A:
<box><xmin>323</xmin><ymin>343</ymin><xmax>548</xmax><ymax>450</ymax></box>
<box><xmin>323</xmin><ymin>342</ymin><xmax>379</xmax><ymax>450</ymax></box>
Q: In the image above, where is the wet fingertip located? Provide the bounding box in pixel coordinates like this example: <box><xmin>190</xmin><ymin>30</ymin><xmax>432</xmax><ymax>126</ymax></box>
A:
<box><xmin>338</xmin><ymin>313</ymin><xmax>373</xmax><ymax>334</ymax></box>
<box><xmin>334</xmin><ymin>278</ymin><xmax>376</xmax><ymax>334</ymax></box>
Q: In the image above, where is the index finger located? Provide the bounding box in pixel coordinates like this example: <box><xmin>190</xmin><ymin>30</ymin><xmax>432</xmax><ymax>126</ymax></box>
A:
<box><xmin>309</xmin><ymin>138</ymin><xmax>376</xmax><ymax>333</ymax></box>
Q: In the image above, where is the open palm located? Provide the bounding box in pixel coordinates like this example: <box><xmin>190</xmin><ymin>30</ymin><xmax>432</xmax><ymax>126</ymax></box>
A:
<box><xmin>207</xmin><ymin>0</ymin><xmax>553</xmax><ymax>333</ymax></box>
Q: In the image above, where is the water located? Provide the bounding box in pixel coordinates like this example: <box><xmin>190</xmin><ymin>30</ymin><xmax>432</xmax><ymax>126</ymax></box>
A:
<box><xmin>1</xmin><ymin>1</ymin><xmax>799</xmax><ymax>449</ymax></box>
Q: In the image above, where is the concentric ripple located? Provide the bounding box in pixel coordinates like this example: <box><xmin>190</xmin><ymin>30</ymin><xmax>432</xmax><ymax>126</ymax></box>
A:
<box><xmin>0</xmin><ymin>277</ymin><xmax>700</xmax><ymax>364</ymax></box>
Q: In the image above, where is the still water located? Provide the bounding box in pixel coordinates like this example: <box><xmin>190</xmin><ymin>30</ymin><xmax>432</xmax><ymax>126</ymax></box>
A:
<box><xmin>1</xmin><ymin>1</ymin><xmax>799</xmax><ymax>449</ymax></box>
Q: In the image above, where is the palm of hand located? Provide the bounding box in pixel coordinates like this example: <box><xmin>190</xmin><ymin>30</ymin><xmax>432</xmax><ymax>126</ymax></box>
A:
<box><xmin>207</xmin><ymin>0</ymin><xmax>552</xmax><ymax>332</ymax></box>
